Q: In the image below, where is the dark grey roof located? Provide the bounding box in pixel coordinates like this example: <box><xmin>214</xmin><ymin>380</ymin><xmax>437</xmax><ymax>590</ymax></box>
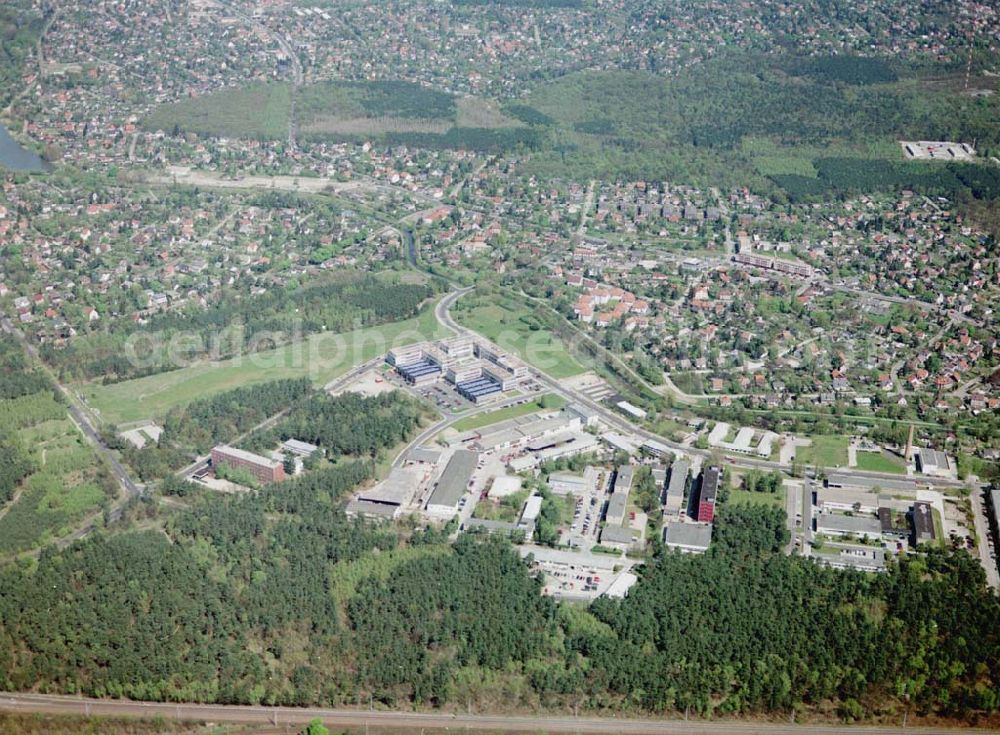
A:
<box><xmin>600</xmin><ymin>525</ymin><xmax>637</xmax><ymax>545</ymax></box>
<box><xmin>912</xmin><ymin>501</ymin><xmax>935</xmax><ymax>540</ymax></box>
<box><xmin>700</xmin><ymin>466</ymin><xmax>720</xmax><ymax>505</ymax></box>
<box><xmin>427</xmin><ymin>450</ymin><xmax>478</xmax><ymax>509</ymax></box>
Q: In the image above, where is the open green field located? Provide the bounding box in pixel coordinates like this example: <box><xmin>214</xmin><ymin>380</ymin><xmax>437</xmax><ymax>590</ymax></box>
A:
<box><xmin>82</xmin><ymin>305</ymin><xmax>449</xmax><ymax>425</ymax></box>
<box><xmin>450</xmin><ymin>393</ymin><xmax>566</xmax><ymax>433</ymax></box>
<box><xmin>0</xmin><ymin>417</ymin><xmax>107</xmax><ymax>555</ymax></box>
<box><xmin>854</xmin><ymin>450</ymin><xmax>907</xmax><ymax>474</ymax></box>
<box><xmin>143</xmin><ymin>82</ymin><xmax>292</xmax><ymax>140</ymax></box>
<box><xmin>453</xmin><ymin>301</ymin><xmax>585</xmax><ymax>380</ymax></box>
<box><xmin>796</xmin><ymin>435</ymin><xmax>850</xmax><ymax>468</ymax></box>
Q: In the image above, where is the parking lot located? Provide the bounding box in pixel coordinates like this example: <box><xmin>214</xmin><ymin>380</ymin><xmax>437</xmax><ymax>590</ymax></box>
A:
<box><xmin>558</xmin><ymin>469</ymin><xmax>611</xmax><ymax>549</ymax></box>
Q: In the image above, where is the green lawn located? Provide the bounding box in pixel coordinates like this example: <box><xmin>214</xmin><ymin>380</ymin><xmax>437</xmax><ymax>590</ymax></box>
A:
<box><xmin>454</xmin><ymin>302</ymin><xmax>585</xmax><ymax>379</ymax></box>
<box><xmin>450</xmin><ymin>394</ymin><xmax>566</xmax><ymax>433</ymax></box>
<box><xmin>728</xmin><ymin>487</ymin><xmax>786</xmax><ymax>508</ymax></box>
<box><xmin>796</xmin><ymin>435</ymin><xmax>850</xmax><ymax>468</ymax></box>
<box><xmin>83</xmin><ymin>305</ymin><xmax>448</xmax><ymax>425</ymax></box>
<box><xmin>854</xmin><ymin>451</ymin><xmax>907</xmax><ymax>475</ymax></box>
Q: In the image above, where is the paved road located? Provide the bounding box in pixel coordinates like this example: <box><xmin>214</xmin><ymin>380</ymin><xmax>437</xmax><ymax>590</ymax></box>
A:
<box><xmin>0</xmin><ymin>693</ymin><xmax>991</xmax><ymax>734</ymax></box>
<box><xmin>435</xmin><ymin>292</ymin><xmax>970</xmax><ymax>492</ymax></box>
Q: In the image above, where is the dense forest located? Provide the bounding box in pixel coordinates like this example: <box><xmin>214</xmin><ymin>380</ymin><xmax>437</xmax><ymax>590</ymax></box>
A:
<box><xmin>40</xmin><ymin>274</ymin><xmax>436</xmax><ymax>382</ymax></box>
<box><xmin>522</xmin><ymin>52</ymin><xmax>1000</xmax><ymax>201</ymax></box>
<box><xmin>299</xmin><ymin>80</ymin><xmax>457</xmax><ymax>123</ymax></box>
<box><xmin>114</xmin><ymin>378</ymin><xmax>314</xmax><ymax>480</ymax></box>
<box><xmin>1</xmin><ymin>484</ymin><xmax>998</xmax><ymax>722</ymax></box>
<box><xmin>248</xmin><ymin>390</ymin><xmax>430</xmax><ymax>460</ymax></box>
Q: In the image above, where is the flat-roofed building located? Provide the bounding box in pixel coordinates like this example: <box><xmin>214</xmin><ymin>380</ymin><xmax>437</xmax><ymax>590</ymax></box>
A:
<box><xmin>386</xmin><ymin>344</ymin><xmax>424</xmax><ymax>367</ymax></box>
<box><xmin>565</xmin><ymin>402</ymin><xmax>600</xmax><ymax>427</ymax></box>
<box><xmin>605</xmin><ymin>490</ymin><xmax>629</xmax><ymax>527</ymax></box>
<box><xmin>878</xmin><ymin>507</ymin><xmax>909</xmax><ymax>540</ymax></box>
<box><xmin>535</xmin><ymin>432</ymin><xmax>599</xmax><ymax>462</ymax></box>
<box><xmin>825</xmin><ymin>473</ymin><xmax>915</xmax><ymax>494</ymax></box>
<box><xmin>814</xmin><ymin>542</ymin><xmax>886</xmax><ymax>573</ymax></box>
<box><xmin>519</xmin><ymin>494</ymin><xmax>544</xmax><ymax>533</ymax></box>
<box><xmin>664</xmin><ymin>459</ymin><xmax>689</xmax><ymax>515</ymax></box>
<box><xmin>600</xmin><ymin>524</ymin><xmax>639</xmax><ymax>551</ymax></box>
<box><xmin>696</xmin><ymin>466</ymin><xmax>720</xmax><ymax>523</ymax></box>
<box><xmin>463</xmin><ymin>518</ymin><xmax>522</xmax><ymax>537</ymax></box>
<box><xmin>911</xmin><ymin>501</ymin><xmax>936</xmax><ymax>544</ymax></box>
<box><xmin>438</xmin><ymin>336</ymin><xmax>474</xmax><ymax>360</ymax></box>
<box><xmin>426</xmin><ymin>450</ymin><xmax>479</xmax><ymax>518</ymax></box>
<box><xmin>916</xmin><ymin>449</ymin><xmax>950</xmax><ymax>475</ymax></box>
<box><xmin>281</xmin><ymin>438</ymin><xmax>319</xmax><ymax>457</ymax></box>
<box><xmin>211</xmin><ymin>445</ymin><xmax>285</xmax><ymax>484</ymax></box>
<box><xmin>359</xmin><ymin>466</ymin><xmax>421</xmax><ymax>510</ymax></box>
<box><xmin>815</xmin><ymin>512</ymin><xmax>882</xmax><ymax>538</ymax></box>
<box><xmin>815</xmin><ymin>487</ymin><xmax>880</xmax><ymax>515</ymax></box>
<box><xmin>345</xmin><ymin>498</ymin><xmax>400</xmax><ymax>521</ymax></box>
<box><xmin>663</xmin><ymin>521</ymin><xmax>712</xmax><ymax>553</ymax></box>
<box><xmin>446</xmin><ymin>359</ymin><xmax>484</xmax><ymax>385</ymax></box>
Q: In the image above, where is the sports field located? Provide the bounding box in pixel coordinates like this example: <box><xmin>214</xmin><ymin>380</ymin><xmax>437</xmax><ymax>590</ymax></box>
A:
<box><xmin>83</xmin><ymin>306</ymin><xmax>448</xmax><ymax>425</ymax></box>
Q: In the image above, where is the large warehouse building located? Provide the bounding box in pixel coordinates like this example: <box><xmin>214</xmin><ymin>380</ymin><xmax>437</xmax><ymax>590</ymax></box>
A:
<box><xmin>426</xmin><ymin>450</ymin><xmax>479</xmax><ymax>518</ymax></box>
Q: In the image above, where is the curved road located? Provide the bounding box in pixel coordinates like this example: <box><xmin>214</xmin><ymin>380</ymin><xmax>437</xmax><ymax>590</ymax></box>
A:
<box><xmin>0</xmin><ymin>693</ymin><xmax>991</xmax><ymax>734</ymax></box>
<box><xmin>436</xmin><ymin>291</ymin><xmax>968</xmax><ymax>490</ymax></box>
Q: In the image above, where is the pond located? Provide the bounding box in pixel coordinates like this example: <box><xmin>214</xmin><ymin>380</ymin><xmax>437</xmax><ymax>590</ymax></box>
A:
<box><xmin>0</xmin><ymin>122</ymin><xmax>51</xmax><ymax>172</ymax></box>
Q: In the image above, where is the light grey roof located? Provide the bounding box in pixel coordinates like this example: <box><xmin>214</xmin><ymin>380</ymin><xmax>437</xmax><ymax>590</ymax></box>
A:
<box><xmin>427</xmin><ymin>450</ymin><xmax>478</xmax><ymax>509</ymax></box>
<box><xmin>815</xmin><ymin>513</ymin><xmax>882</xmax><ymax>536</ymax></box>
<box><xmin>605</xmin><ymin>491</ymin><xmax>628</xmax><ymax>525</ymax></box>
<box><xmin>662</xmin><ymin>522</ymin><xmax>712</xmax><ymax>550</ymax></box>
<box><xmin>666</xmin><ymin>460</ymin><xmax>689</xmax><ymax>502</ymax></box>
<box><xmin>826</xmin><ymin>473</ymin><xmax>915</xmax><ymax>493</ymax></box>
<box><xmin>281</xmin><ymin>438</ymin><xmax>319</xmax><ymax>455</ymax></box>
<box><xmin>614</xmin><ymin>465</ymin><xmax>635</xmax><ymax>493</ymax></box>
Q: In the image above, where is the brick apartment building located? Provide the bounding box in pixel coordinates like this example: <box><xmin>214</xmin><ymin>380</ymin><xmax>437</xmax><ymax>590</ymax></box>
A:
<box><xmin>697</xmin><ymin>465</ymin><xmax>720</xmax><ymax>523</ymax></box>
<box><xmin>211</xmin><ymin>445</ymin><xmax>285</xmax><ymax>484</ymax></box>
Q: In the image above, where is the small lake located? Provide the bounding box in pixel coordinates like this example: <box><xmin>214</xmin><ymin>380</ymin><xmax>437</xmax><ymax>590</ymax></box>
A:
<box><xmin>0</xmin><ymin>122</ymin><xmax>51</xmax><ymax>172</ymax></box>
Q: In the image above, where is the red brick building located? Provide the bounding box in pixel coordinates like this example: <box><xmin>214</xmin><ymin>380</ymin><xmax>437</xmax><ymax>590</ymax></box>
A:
<box><xmin>211</xmin><ymin>445</ymin><xmax>285</xmax><ymax>484</ymax></box>
<box><xmin>696</xmin><ymin>465</ymin><xmax>720</xmax><ymax>523</ymax></box>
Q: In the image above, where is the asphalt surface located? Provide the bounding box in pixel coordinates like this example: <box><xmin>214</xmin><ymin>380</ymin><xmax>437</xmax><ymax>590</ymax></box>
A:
<box><xmin>0</xmin><ymin>693</ymin><xmax>994</xmax><ymax>734</ymax></box>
